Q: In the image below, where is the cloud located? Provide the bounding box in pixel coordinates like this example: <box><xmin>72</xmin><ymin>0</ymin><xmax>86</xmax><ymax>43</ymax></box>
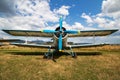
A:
<box><xmin>0</xmin><ymin>0</ymin><xmax>85</xmax><ymax>35</ymax></box>
<box><xmin>0</xmin><ymin>0</ymin><xmax>75</xmax><ymax>39</ymax></box>
<box><xmin>0</xmin><ymin>0</ymin><xmax>119</xmax><ymax>43</ymax></box>
<box><xmin>81</xmin><ymin>14</ymin><xmax>120</xmax><ymax>29</ymax></box>
<box><xmin>0</xmin><ymin>0</ymin><xmax>72</xmax><ymax>32</ymax></box>
<box><xmin>62</xmin><ymin>21</ymin><xmax>84</xmax><ymax>30</ymax></box>
<box><xmin>72</xmin><ymin>22</ymin><xmax>84</xmax><ymax>30</ymax></box>
<box><xmin>16</xmin><ymin>0</ymin><xmax>58</xmax><ymax>22</ymax></box>
<box><xmin>102</xmin><ymin>0</ymin><xmax>120</xmax><ymax>18</ymax></box>
<box><xmin>81</xmin><ymin>13</ymin><xmax>93</xmax><ymax>23</ymax></box>
<box><xmin>54</xmin><ymin>6</ymin><xmax>70</xmax><ymax>16</ymax></box>
<box><xmin>0</xmin><ymin>0</ymin><xmax>17</xmax><ymax>17</ymax></box>
<box><xmin>79</xmin><ymin>0</ymin><xmax>120</xmax><ymax>44</ymax></box>
<box><xmin>81</xmin><ymin>0</ymin><xmax>120</xmax><ymax>29</ymax></box>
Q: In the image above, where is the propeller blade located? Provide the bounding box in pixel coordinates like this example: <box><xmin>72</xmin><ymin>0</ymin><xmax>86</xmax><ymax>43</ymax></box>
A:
<box><xmin>59</xmin><ymin>16</ymin><xmax>63</xmax><ymax>31</ymax></box>
<box><xmin>40</xmin><ymin>30</ymin><xmax>58</xmax><ymax>33</ymax></box>
<box><xmin>64</xmin><ymin>30</ymin><xmax>80</xmax><ymax>34</ymax></box>
<box><xmin>58</xmin><ymin>34</ymin><xmax>62</xmax><ymax>52</ymax></box>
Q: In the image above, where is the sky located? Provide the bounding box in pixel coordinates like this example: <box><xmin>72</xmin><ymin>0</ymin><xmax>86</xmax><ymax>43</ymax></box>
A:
<box><xmin>0</xmin><ymin>0</ymin><xmax>120</xmax><ymax>44</ymax></box>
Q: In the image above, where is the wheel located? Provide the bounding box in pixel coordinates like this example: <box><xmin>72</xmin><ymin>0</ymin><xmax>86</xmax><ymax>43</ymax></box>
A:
<box><xmin>72</xmin><ymin>53</ymin><xmax>77</xmax><ymax>58</ymax></box>
<box><xmin>43</xmin><ymin>53</ymin><xmax>48</xmax><ymax>59</ymax></box>
<box><xmin>43</xmin><ymin>53</ymin><xmax>51</xmax><ymax>59</ymax></box>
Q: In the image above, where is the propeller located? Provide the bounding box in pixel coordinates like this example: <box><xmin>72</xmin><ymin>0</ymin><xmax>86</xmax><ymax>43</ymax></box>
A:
<box><xmin>59</xmin><ymin>16</ymin><xmax>63</xmax><ymax>31</ymax></box>
<box><xmin>64</xmin><ymin>30</ymin><xmax>80</xmax><ymax>34</ymax></box>
<box><xmin>58</xmin><ymin>16</ymin><xmax>63</xmax><ymax>52</ymax></box>
<box><xmin>59</xmin><ymin>34</ymin><xmax>62</xmax><ymax>51</ymax></box>
<box><xmin>40</xmin><ymin>16</ymin><xmax>81</xmax><ymax>52</ymax></box>
<box><xmin>41</xmin><ymin>30</ymin><xmax>58</xmax><ymax>33</ymax></box>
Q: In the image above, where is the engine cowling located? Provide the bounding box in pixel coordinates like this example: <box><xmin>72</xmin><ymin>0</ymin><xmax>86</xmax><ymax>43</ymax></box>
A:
<box><xmin>54</xmin><ymin>26</ymin><xmax>67</xmax><ymax>39</ymax></box>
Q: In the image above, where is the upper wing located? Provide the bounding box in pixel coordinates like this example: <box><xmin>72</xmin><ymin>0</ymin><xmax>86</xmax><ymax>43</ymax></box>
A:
<box><xmin>68</xmin><ymin>29</ymin><xmax>118</xmax><ymax>37</ymax></box>
<box><xmin>2</xmin><ymin>30</ymin><xmax>53</xmax><ymax>37</ymax></box>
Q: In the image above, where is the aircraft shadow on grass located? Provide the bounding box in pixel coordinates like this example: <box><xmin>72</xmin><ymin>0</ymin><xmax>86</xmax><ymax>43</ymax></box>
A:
<box><xmin>7</xmin><ymin>51</ymin><xmax>102</xmax><ymax>59</ymax></box>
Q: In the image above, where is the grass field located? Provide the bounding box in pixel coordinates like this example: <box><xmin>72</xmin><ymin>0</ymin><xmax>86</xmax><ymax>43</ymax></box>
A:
<box><xmin>0</xmin><ymin>45</ymin><xmax>120</xmax><ymax>80</ymax></box>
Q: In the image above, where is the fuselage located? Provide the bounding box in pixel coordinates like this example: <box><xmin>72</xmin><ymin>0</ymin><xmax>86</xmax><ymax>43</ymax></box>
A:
<box><xmin>52</xmin><ymin>26</ymin><xmax>68</xmax><ymax>50</ymax></box>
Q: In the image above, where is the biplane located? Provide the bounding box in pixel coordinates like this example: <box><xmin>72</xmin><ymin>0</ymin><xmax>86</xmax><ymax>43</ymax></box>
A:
<box><xmin>2</xmin><ymin>17</ymin><xmax>118</xmax><ymax>58</ymax></box>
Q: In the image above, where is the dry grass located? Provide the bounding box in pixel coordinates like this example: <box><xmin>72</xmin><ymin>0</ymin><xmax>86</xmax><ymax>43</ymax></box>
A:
<box><xmin>0</xmin><ymin>45</ymin><xmax>120</xmax><ymax>80</ymax></box>
<box><xmin>73</xmin><ymin>45</ymin><xmax>120</xmax><ymax>52</ymax></box>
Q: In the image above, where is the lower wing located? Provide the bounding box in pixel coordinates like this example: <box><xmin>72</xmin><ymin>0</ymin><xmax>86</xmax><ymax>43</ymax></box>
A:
<box><xmin>66</xmin><ymin>43</ymin><xmax>107</xmax><ymax>49</ymax></box>
<box><xmin>11</xmin><ymin>43</ymin><xmax>54</xmax><ymax>48</ymax></box>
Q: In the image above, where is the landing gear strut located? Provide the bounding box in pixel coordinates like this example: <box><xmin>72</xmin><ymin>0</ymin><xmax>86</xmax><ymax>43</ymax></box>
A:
<box><xmin>43</xmin><ymin>46</ymin><xmax>53</xmax><ymax>59</ymax></box>
<box><xmin>69</xmin><ymin>46</ymin><xmax>77</xmax><ymax>58</ymax></box>
<box><xmin>43</xmin><ymin>46</ymin><xmax>77</xmax><ymax>59</ymax></box>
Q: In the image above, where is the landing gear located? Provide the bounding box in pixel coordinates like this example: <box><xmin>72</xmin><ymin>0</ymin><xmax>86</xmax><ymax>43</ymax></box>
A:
<box><xmin>43</xmin><ymin>52</ymin><xmax>53</xmax><ymax>59</ymax></box>
<box><xmin>71</xmin><ymin>53</ymin><xmax>77</xmax><ymax>58</ymax></box>
<box><xmin>43</xmin><ymin>46</ymin><xmax>77</xmax><ymax>59</ymax></box>
<box><xmin>69</xmin><ymin>46</ymin><xmax>77</xmax><ymax>58</ymax></box>
<box><xmin>43</xmin><ymin>46</ymin><xmax>54</xmax><ymax>59</ymax></box>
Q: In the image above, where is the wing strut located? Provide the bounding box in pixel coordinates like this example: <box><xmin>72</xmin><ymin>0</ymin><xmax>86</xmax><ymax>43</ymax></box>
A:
<box><xmin>93</xmin><ymin>32</ymin><xmax>95</xmax><ymax>44</ymax></box>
